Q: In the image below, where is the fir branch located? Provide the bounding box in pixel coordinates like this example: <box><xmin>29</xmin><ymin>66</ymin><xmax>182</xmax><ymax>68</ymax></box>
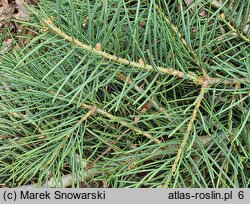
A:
<box><xmin>210</xmin><ymin>1</ymin><xmax>250</xmax><ymax>42</ymax></box>
<box><xmin>165</xmin><ymin>83</ymin><xmax>208</xmax><ymax>186</ymax></box>
<box><xmin>40</xmin><ymin>18</ymin><xmax>198</xmax><ymax>83</ymax></box>
<box><xmin>85</xmin><ymin>129</ymin><xmax>128</xmax><ymax>171</ymax></box>
<box><xmin>155</xmin><ymin>4</ymin><xmax>200</xmax><ymax>67</ymax></box>
<box><xmin>218</xmin><ymin>13</ymin><xmax>250</xmax><ymax>43</ymax></box>
<box><xmin>0</xmin><ymin>92</ymin><xmax>45</xmax><ymax>136</ymax></box>
<box><xmin>116</xmin><ymin>72</ymin><xmax>165</xmax><ymax>113</ymax></box>
<box><xmin>1</xmin><ymin>0</ymin><xmax>249</xmax><ymax>188</ymax></box>
<box><xmin>41</xmin><ymin>19</ymin><xmax>250</xmax><ymax>86</ymax></box>
<box><xmin>81</xmin><ymin>104</ymin><xmax>161</xmax><ymax>144</ymax></box>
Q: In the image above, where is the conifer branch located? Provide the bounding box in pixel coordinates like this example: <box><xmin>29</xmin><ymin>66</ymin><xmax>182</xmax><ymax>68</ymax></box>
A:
<box><xmin>41</xmin><ymin>19</ymin><xmax>250</xmax><ymax>86</ymax></box>
<box><xmin>167</xmin><ymin>83</ymin><xmax>208</xmax><ymax>184</ymax></box>
<box><xmin>211</xmin><ymin>1</ymin><xmax>250</xmax><ymax>43</ymax></box>
<box><xmin>218</xmin><ymin>14</ymin><xmax>250</xmax><ymax>43</ymax></box>
<box><xmin>81</xmin><ymin>104</ymin><xmax>161</xmax><ymax>144</ymax></box>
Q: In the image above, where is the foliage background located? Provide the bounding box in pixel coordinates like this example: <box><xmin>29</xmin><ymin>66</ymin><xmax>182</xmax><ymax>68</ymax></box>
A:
<box><xmin>0</xmin><ymin>0</ymin><xmax>249</xmax><ymax>187</ymax></box>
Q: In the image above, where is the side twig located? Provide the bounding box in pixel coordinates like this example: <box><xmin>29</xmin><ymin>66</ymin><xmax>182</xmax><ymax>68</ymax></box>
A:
<box><xmin>81</xmin><ymin>104</ymin><xmax>161</xmax><ymax>144</ymax></box>
<box><xmin>210</xmin><ymin>1</ymin><xmax>250</xmax><ymax>43</ymax></box>
<box><xmin>164</xmin><ymin>82</ymin><xmax>208</xmax><ymax>186</ymax></box>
